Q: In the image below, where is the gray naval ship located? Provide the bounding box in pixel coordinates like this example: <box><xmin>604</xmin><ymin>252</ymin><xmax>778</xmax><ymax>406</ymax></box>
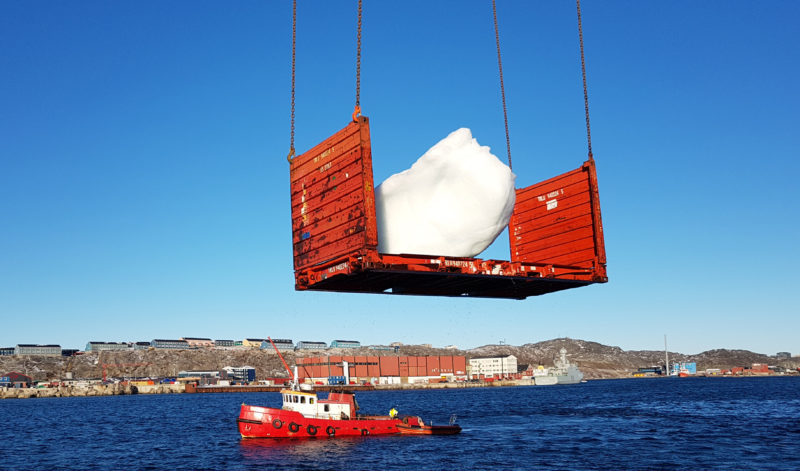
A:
<box><xmin>533</xmin><ymin>348</ymin><xmax>584</xmax><ymax>385</ymax></box>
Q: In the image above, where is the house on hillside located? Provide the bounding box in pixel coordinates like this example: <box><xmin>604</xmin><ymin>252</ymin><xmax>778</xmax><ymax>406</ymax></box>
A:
<box><xmin>0</xmin><ymin>372</ymin><xmax>32</xmax><ymax>388</ymax></box>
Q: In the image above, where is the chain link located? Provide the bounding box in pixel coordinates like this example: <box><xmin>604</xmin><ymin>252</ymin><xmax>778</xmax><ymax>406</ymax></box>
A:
<box><xmin>492</xmin><ymin>0</ymin><xmax>512</xmax><ymax>170</ymax></box>
<box><xmin>288</xmin><ymin>0</ymin><xmax>296</xmax><ymax>161</ymax></box>
<box><xmin>354</xmin><ymin>0</ymin><xmax>362</xmax><ymax>119</ymax></box>
<box><xmin>576</xmin><ymin>0</ymin><xmax>593</xmax><ymax>160</ymax></box>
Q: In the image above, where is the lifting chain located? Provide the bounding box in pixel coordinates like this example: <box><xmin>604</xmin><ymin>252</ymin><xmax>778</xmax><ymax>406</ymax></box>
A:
<box><xmin>576</xmin><ymin>0</ymin><xmax>593</xmax><ymax>160</ymax></box>
<box><xmin>492</xmin><ymin>0</ymin><xmax>512</xmax><ymax>171</ymax></box>
<box><xmin>353</xmin><ymin>0</ymin><xmax>362</xmax><ymax>121</ymax></box>
<box><xmin>288</xmin><ymin>0</ymin><xmax>297</xmax><ymax>162</ymax></box>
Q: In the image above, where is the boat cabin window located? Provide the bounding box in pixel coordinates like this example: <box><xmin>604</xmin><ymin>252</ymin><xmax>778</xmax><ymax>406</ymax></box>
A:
<box><xmin>309</xmin><ymin>398</ymin><xmax>315</xmax><ymax>404</ymax></box>
<box><xmin>300</xmin><ymin>396</ymin><xmax>306</xmax><ymax>404</ymax></box>
<box><xmin>324</xmin><ymin>404</ymin><xmax>330</xmax><ymax>412</ymax></box>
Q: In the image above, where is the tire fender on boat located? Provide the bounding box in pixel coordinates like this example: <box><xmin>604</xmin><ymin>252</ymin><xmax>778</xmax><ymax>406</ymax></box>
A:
<box><xmin>272</xmin><ymin>419</ymin><xmax>283</xmax><ymax>429</ymax></box>
<box><xmin>307</xmin><ymin>425</ymin><xmax>318</xmax><ymax>436</ymax></box>
<box><xmin>288</xmin><ymin>422</ymin><xmax>300</xmax><ymax>433</ymax></box>
<box><xmin>326</xmin><ymin>426</ymin><xmax>336</xmax><ymax>437</ymax></box>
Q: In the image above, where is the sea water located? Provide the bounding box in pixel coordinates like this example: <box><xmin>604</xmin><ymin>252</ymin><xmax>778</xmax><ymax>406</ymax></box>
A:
<box><xmin>1</xmin><ymin>376</ymin><xmax>798</xmax><ymax>470</ymax></box>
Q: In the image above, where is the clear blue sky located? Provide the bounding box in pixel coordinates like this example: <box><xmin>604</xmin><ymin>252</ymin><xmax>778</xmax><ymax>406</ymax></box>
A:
<box><xmin>1</xmin><ymin>1</ymin><xmax>798</xmax><ymax>355</ymax></box>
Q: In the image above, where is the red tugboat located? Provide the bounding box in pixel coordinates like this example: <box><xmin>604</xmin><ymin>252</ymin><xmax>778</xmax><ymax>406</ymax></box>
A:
<box><xmin>237</xmin><ymin>339</ymin><xmax>461</xmax><ymax>439</ymax></box>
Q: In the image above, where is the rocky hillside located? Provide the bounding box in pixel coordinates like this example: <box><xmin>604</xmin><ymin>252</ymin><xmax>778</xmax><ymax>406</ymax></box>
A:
<box><xmin>1</xmin><ymin>338</ymin><xmax>796</xmax><ymax>381</ymax></box>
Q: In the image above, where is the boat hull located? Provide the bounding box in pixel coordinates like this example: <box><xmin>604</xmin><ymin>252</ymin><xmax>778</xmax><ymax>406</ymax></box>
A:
<box><xmin>238</xmin><ymin>404</ymin><xmax>402</xmax><ymax>439</ymax></box>
<box><xmin>396</xmin><ymin>424</ymin><xmax>462</xmax><ymax>435</ymax></box>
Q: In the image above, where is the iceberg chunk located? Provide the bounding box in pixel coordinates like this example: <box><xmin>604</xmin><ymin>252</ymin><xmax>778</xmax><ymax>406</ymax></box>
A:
<box><xmin>375</xmin><ymin>128</ymin><xmax>516</xmax><ymax>258</ymax></box>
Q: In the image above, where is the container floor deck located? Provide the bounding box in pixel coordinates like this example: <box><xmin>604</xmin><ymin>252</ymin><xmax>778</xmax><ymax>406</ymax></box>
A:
<box><xmin>303</xmin><ymin>269</ymin><xmax>592</xmax><ymax>299</ymax></box>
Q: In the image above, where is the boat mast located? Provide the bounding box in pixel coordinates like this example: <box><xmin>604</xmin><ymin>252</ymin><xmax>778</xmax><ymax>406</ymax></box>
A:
<box><xmin>664</xmin><ymin>334</ymin><xmax>669</xmax><ymax>376</ymax></box>
<box><xmin>268</xmin><ymin>337</ymin><xmax>297</xmax><ymax>389</ymax></box>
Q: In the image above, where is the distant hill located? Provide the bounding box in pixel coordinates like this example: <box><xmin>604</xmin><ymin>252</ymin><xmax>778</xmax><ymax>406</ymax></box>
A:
<box><xmin>1</xmin><ymin>338</ymin><xmax>795</xmax><ymax>381</ymax></box>
<box><xmin>467</xmin><ymin>338</ymin><xmax>795</xmax><ymax>379</ymax></box>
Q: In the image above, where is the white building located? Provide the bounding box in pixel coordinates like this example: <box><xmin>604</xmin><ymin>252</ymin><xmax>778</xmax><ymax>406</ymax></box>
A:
<box><xmin>469</xmin><ymin>355</ymin><xmax>517</xmax><ymax>378</ymax></box>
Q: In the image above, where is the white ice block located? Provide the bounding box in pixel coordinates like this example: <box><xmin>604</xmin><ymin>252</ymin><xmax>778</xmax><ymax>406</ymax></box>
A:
<box><xmin>375</xmin><ymin>128</ymin><xmax>516</xmax><ymax>258</ymax></box>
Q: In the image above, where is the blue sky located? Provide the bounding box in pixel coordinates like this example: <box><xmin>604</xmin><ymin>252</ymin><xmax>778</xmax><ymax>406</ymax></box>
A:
<box><xmin>1</xmin><ymin>1</ymin><xmax>798</xmax><ymax>355</ymax></box>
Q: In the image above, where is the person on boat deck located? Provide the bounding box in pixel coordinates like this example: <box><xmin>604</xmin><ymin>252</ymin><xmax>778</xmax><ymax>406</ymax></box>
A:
<box><xmin>389</xmin><ymin>407</ymin><xmax>398</xmax><ymax>418</ymax></box>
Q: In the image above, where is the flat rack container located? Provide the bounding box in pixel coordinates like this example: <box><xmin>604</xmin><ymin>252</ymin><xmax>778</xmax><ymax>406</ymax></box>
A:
<box><xmin>290</xmin><ymin>117</ymin><xmax>607</xmax><ymax>300</ymax></box>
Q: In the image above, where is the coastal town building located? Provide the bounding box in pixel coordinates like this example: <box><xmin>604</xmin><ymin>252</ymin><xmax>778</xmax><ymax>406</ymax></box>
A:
<box><xmin>86</xmin><ymin>341</ymin><xmax>130</xmax><ymax>352</ymax></box>
<box><xmin>0</xmin><ymin>347</ymin><xmax>14</xmax><ymax>356</ymax></box>
<box><xmin>178</xmin><ymin>370</ymin><xmax>221</xmax><ymax>380</ymax></box>
<box><xmin>776</xmin><ymin>352</ymin><xmax>791</xmax><ymax>360</ymax></box>
<box><xmin>242</xmin><ymin>338</ymin><xmax>267</xmax><ymax>348</ymax></box>
<box><xmin>133</xmin><ymin>342</ymin><xmax>150</xmax><ymax>350</ymax></box>
<box><xmin>0</xmin><ymin>372</ymin><xmax>33</xmax><ymax>388</ymax></box>
<box><xmin>15</xmin><ymin>344</ymin><xmax>61</xmax><ymax>356</ymax></box>
<box><xmin>469</xmin><ymin>355</ymin><xmax>518</xmax><ymax>379</ymax></box>
<box><xmin>368</xmin><ymin>345</ymin><xmax>399</xmax><ymax>352</ymax></box>
<box><xmin>223</xmin><ymin>366</ymin><xmax>256</xmax><ymax>382</ymax></box>
<box><xmin>261</xmin><ymin>339</ymin><xmax>294</xmax><ymax>351</ymax></box>
<box><xmin>215</xmin><ymin>339</ymin><xmax>235</xmax><ymax>348</ymax></box>
<box><xmin>297</xmin><ymin>341</ymin><xmax>327</xmax><ymax>350</ymax></box>
<box><xmin>151</xmin><ymin>339</ymin><xmax>191</xmax><ymax>350</ymax></box>
<box><xmin>330</xmin><ymin>340</ymin><xmax>361</xmax><ymax>349</ymax></box>
<box><xmin>181</xmin><ymin>337</ymin><xmax>214</xmax><ymax>348</ymax></box>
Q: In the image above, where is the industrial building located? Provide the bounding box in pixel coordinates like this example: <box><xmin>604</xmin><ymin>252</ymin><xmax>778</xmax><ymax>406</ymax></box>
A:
<box><xmin>469</xmin><ymin>355</ymin><xmax>518</xmax><ymax>379</ymax></box>
<box><xmin>298</xmin><ymin>355</ymin><xmax>467</xmax><ymax>385</ymax></box>
<box><xmin>0</xmin><ymin>348</ymin><xmax>14</xmax><ymax>356</ymax></box>
<box><xmin>223</xmin><ymin>366</ymin><xmax>256</xmax><ymax>382</ymax></box>
<box><xmin>215</xmin><ymin>339</ymin><xmax>235</xmax><ymax>347</ymax></box>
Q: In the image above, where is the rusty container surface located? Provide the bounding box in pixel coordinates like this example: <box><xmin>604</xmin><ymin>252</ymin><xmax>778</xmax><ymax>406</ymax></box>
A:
<box><xmin>355</xmin><ymin>356</ymin><xmax>368</xmax><ymax>377</ymax></box>
<box><xmin>367</xmin><ymin>356</ymin><xmax>380</xmax><ymax>377</ymax></box>
<box><xmin>290</xmin><ymin>117</ymin><xmax>376</xmax><ymax>288</ymax></box>
<box><xmin>510</xmin><ymin>160</ymin><xmax>607</xmax><ymax>280</ymax></box>
<box><xmin>453</xmin><ymin>356</ymin><xmax>466</xmax><ymax>375</ymax></box>
<box><xmin>289</xmin><ymin>117</ymin><xmax>607</xmax><ymax>299</ymax></box>
<box><xmin>440</xmin><ymin>356</ymin><xmax>453</xmax><ymax>374</ymax></box>
<box><xmin>329</xmin><ymin>355</ymin><xmax>343</xmax><ymax>376</ymax></box>
<box><xmin>426</xmin><ymin>356</ymin><xmax>440</xmax><ymax>377</ymax></box>
<box><xmin>380</xmin><ymin>356</ymin><xmax>399</xmax><ymax>377</ymax></box>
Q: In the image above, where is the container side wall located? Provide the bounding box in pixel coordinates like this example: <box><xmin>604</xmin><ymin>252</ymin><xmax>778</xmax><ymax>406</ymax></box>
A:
<box><xmin>510</xmin><ymin>160</ymin><xmax>607</xmax><ymax>279</ymax></box>
<box><xmin>289</xmin><ymin>117</ymin><xmax>377</xmax><ymax>275</ymax></box>
<box><xmin>453</xmin><ymin>356</ymin><xmax>466</xmax><ymax>375</ymax></box>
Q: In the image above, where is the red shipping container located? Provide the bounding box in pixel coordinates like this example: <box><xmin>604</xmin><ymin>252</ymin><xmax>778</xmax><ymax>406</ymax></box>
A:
<box><xmin>355</xmin><ymin>358</ymin><xmax>368</xmax><ymax>378</ymax></box>
<box><xmin>408</xmin><ymin>356</ymin><xmax>417</xmax><ymax>368</ymax></box>
<box><xmin>289</xmin><ymin>117</ymin><xmax>607</xmax><ymax>299</ymax></box>
<box><xmin>426</xmin><ymin>356</ymin><xmax>440</xmax><ymax>377</ymax></box>
<box><xmin>328</xmin><ymin>356</ymin><xmax>343</xmax><ymax>376</ymax></box>
<box><xmin>367</xmin><ymin>356</ymin><xmax>380</xmax><ymax>377</ymax></box>
<box><xmin>453</xmin><ymin>356</ymin><xmax>466</xmax><ymax>375</ymax></box>
<box><xmin>380</xmin><ymin>356</ymin><xmax>399</xmax><ymax>377</ymax></box>
<box><xmin>440</xmin><ymin>356</ymin><xmax>453</xmax><ymax>374</ymax></box>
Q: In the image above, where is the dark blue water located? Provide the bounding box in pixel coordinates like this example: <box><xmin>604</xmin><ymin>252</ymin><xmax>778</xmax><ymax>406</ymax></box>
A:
<box><xmin>1</xmin><ymin>377</ymin><xmax>798</xmax><ymax>470</ymax></box>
